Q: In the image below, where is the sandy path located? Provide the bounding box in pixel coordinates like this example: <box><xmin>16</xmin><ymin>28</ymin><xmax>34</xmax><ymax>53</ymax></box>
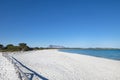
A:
<box><xmin>13</xmin><ymin>50</ymin><xmax>120</xmax><ymax>80</ymax></box>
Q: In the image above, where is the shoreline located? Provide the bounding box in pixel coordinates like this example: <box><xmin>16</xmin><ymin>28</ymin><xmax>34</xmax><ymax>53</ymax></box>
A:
<box><xmin>58</xmin><ymin>49</ymin><xmax>120</xmax><ymax>61</ymax></box>
<box><xmin>12</xmin><ymin>49</ymin><xmax>120</xmax><ymax>80</ymax></box>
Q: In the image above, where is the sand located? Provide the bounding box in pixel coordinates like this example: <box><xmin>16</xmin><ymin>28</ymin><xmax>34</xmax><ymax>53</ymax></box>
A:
<box><xmin>0</xmin><ymin>53</ymin><xmax>20</xmax><ymax>80</ymax></box>
<box><xmin>12</xmin><ymin>50</ymin><xmax>120</xmax><ymax>80</ymax></box>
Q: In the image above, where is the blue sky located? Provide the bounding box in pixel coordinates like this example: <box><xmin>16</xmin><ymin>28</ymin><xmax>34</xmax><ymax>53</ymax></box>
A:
<box><xmin>0</xmin><ymin>0</ymin><xmax>120</xmax><ymax>48</ymax></box>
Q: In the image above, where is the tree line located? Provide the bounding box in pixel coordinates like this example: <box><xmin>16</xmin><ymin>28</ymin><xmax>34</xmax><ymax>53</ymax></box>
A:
<box><xmin>0</xmin><ymin>43</ymin><xmax>44</xmax><ymax>52</ymax></box>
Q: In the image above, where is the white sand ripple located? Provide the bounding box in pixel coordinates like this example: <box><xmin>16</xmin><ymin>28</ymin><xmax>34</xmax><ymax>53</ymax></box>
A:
<box><xmin>0</xmin><ymin>53</ymin><xmax>20</xmax><ymax>80</ymax></box>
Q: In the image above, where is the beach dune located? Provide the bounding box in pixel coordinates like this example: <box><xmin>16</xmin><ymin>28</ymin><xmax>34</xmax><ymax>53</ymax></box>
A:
<box><xmin>13</xmin><ymin>50</ymin><xmax>120</xmax><ymax>80</ymax></box>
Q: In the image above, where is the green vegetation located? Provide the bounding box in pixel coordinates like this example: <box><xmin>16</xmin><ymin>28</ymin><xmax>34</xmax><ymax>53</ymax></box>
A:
<box><xmin>19</xmin><ymin>43</ymin><xmax>29</xmax><ymax>51</ymax></box>
<box><xmin>0</xmin><ymin>44</ymin><xmax>4</xmax><ymax>50</ymax></box>
<box><xmin>0</xmin><ymin>43</ymin><xmax>44</xmax><ymax>52</ymax></box>
<box><xmin>1</xmin><ymin>43</ymin><xmax>120</xmax><ymax>52</ymax></box>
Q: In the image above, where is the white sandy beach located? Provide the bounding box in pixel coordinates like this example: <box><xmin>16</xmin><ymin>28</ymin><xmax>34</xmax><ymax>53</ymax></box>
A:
<box><xmin>12</xmin><ymin>50</ymin><xmax>120</xmax><ymax>80</ymax></box>
<box><xmin>0</xmin><ymin>53</ymin><xmax>20</xmax><ymax>80</ymax></box>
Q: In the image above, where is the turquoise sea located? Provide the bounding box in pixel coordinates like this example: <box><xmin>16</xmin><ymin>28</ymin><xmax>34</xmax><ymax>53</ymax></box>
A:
<box><xmin>60</xmin><ymin>49</ymin><xmax>120</xmax><ymax>60</ymax></box>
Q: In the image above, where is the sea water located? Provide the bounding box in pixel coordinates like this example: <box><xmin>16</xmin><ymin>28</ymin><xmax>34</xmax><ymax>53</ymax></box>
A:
<box><xmin>60</xmin><ymin>49</ymin><xmax>120</xmax><ymax>60</ymax></box>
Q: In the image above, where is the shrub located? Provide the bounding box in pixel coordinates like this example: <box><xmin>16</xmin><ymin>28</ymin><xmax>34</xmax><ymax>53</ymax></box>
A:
<box><xmin>19</xmin><ymin>43</ymin><xmax>29</xmax><ymax>51</ymax></box>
